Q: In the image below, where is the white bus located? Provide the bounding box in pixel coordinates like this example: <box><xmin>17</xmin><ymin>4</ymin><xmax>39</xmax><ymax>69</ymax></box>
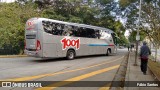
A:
<box><xmin>25</xmin><ymin>18</ymin><xmax>117</xmax><ymax>59</ymax></box>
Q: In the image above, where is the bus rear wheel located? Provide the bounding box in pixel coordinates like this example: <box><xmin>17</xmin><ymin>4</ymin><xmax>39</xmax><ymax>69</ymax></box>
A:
<box><xmin>66</xmin><ymin>50</ymin><xmax>75</xmax><ymax>60</ymax></box>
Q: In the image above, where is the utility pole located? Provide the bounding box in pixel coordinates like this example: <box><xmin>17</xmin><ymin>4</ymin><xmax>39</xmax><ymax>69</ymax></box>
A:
<box><xmin>134</xmin><ymin>0</ymin><xmax>142</xmax><ymax>66</ymax></box>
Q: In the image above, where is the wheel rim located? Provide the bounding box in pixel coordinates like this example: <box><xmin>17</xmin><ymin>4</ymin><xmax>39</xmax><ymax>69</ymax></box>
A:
<box><xmin>69</xmin><ymin>51</ymin><xmax>74</xmax><ymax>59</ymax></box>
<box><xmin>108</xmin><ymin>50</ymin><xmax>110</xmax><ymax>54</ymax></box>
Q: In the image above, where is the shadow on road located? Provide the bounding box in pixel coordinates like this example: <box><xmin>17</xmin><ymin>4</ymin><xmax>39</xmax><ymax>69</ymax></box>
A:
<box><xmin>31</xmin><ymin>54</ymin><xmax>115</xmax><ymax>63</ymax></box>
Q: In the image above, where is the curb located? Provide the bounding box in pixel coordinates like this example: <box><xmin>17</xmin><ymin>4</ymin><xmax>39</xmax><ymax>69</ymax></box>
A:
<box><xmin>110</xmin><ymin>52</ymin><xmax>129</xmax><ymax>90</ymax></box>
<box><xmin>124</xmin><ymin>51</ymin><xmax>130</xmax><ymax>90</ymax></box>
<box><xmin>0</xmin><ymin>55</ymin><xmax>27</xmax><ymax>58</ymax></box>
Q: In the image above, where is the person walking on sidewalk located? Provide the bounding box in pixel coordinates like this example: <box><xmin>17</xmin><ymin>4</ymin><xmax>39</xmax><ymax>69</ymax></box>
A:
<box><xmin>127</xmin><ymin>43</ymin><xmax>130</xmax><ymax>51</ymax></box>
<box><xmin>139</xmin><ymin>41</ymin><xmax>151</xmax><ymax>75</ymax></box>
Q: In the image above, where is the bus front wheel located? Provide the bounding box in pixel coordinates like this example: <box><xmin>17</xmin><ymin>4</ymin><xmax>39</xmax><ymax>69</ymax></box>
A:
<box><xmin>106</xmin><ymin>49</ymin><xmax>111</xmax><ymax>56</ymax></box>
<box><xmin>66</xmin><ymin>50</ymin><xmax>75</xmax><ymax>60</ymax></box>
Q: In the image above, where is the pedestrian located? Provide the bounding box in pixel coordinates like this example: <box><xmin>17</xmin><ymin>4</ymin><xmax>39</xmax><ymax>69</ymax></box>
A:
<box><xmin>127</xmin><ymin>44</ymin><xmax>130</xmax><ymax>51</ymax></box>
<box><xmin>139</xmin><ymin>41</ymin><xmax>151</xmax><ymax>75</ymax></box>
<box><xmin>130</xmin><ymin>44</ymin><xmax>134</xmax><ymax>52</ymax></box>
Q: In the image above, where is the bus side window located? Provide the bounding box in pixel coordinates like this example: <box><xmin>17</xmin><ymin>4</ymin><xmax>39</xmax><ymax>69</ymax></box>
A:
<box><xmin>87</xmin><ymin>28</ymin><xmax>93</xmax><ymax>38</ymax></box>
<box><xmin>54</xmin><ymin>23</ymin><xmax>63</xmax><ymax>35</ymax></box>
<box><xmin>46</xmin><ymin>23</ymin><xmax>63</xmax><ymax>36</ymax></box>
<box><xmin>100</xmin><ymin>31</ymin><xmax>110</xmax><ymax>39</ymax></box>
<box><xmin>42</xmin><ymin>21</ymin><xmax>52</xmax><ymax>34</ymax></box>
<box><xmin>42</xmin><ymin>21</ymin><xmax>65</xmax><ymax>36</ymax></box>
<box><xmin>79</xmin><ymin>27</ymin><xmax>87</xmax><ymax>38</ymax></box>
<box><xmin>62</xmin><ymin>25</ymin><xmax>73</xmax><ymax>36</ymax></box>
<box><xmin>95</xmin><ymin>30</ymin><xmax>101</xmax><ymax>39</ymax></box>
<box><xmin>74</xmin><ymin>27</ymin><xmax>80</xmax><ymax>37</ymax></box>
<box><xmin>59</xmin><ymin>24</ymin><xmax>65</xmax><ymax>35</ymax></box>
<box><xmin>85</xmin><ymin>28</ymin><xmax>98</xmax><ymax>38</ymax></box>
<box><xmin>51</xmin><ymin>22</ymin><xmax>56</xmax><ymax>35</ymax></box>
<box><xmin>71</xmin><ymin>26</ymin><xmax>78</xmax><ymax>37</ymax></box>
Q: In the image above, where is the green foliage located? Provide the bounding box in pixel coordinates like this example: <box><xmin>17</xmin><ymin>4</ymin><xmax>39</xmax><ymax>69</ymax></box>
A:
<box><xmin>120</xmin><ymin>0</ymin><xmax>160</xmax><ymax>46</ymax></box>
<box><xmin>144</xmin><ymin>0</ymin><xmax>152</xmax><ymax>3</ymax></box>
<box><xmin>119</xmin><ymin>0</ymin><xmax>137</xmax><ymax>10</ymax></box>
<box><xmin>117</xmin><ymin>35</ymin><xmax>129</xmax><ymax>45</ymax></box>
<box><xmin>129</xmin><ymin>30</ymin><xmax>146</xmax><ymax>43</ymax></box>
<box><xmin>0</xmin><ymin>0</ymin><xmax>127</xmax><ymax>54</ymax></box>
<box><xmin>0</xmin><ymin>2</ymin><xmax>40</xmax><ymax>54</ymax></box>
<box><xmin>119</xmin><ymin>0</ymin><xmax>130</xmax><ymax>8</ymax></box>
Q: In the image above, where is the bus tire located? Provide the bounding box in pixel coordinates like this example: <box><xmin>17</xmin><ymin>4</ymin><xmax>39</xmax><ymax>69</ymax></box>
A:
<box><xmin>106</xmin><ymin>49</ymin><xmax>111</xmax><ymax>56</ymax></box>
<box><xmin>66</xmin><ymin>50</ymin><xmax>75</xmax><ymax>60</ymax></box>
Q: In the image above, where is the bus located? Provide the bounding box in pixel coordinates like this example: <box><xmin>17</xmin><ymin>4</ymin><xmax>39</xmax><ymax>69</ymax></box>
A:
<box><xmin>25</xmin><ymin>18</ymin><xmax>117</xmax><ymax>60</ymax></box>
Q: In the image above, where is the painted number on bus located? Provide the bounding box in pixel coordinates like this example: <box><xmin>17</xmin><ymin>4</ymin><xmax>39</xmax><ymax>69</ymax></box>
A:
<box><xmin>61</xmin><ymin>38</ymin><xmax>80</xmax><ymax>50</ymax></box>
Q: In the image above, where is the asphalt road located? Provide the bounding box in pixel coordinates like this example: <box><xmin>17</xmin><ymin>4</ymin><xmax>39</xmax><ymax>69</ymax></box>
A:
<box><xmin>0</xmin><ymin>48</ymin><xmax>128</xmax><ymax>90</ymax></box>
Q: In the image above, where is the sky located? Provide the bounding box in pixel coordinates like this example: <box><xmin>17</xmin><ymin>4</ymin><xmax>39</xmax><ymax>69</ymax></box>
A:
<box><xmin>124</xmin><ymin>30</ymin><xmax>130</xmax><ymax>37</ymax></box>
<box><xmin>0</xmin><ymin>0</ymin><xmax>15</xmax><ymax>3</ymax></box>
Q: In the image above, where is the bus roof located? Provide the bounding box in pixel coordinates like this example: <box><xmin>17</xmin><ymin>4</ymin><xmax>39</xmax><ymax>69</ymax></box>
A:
<box><xmin>30</xmin><ymin>17</ymin><xmax>114</xmax><ymax>34</ymax></box>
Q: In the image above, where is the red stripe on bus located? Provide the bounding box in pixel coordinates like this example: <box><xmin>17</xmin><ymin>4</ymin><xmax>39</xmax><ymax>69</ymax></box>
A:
<box><xmin>109</xmin><ymin>44</ymin><xmax>114</xmax><ymax>46</ymax></box>
<box><xmin>26</xmin><ymin>28</ymin><xmax>34</xmax><ymax>30</ymax></box>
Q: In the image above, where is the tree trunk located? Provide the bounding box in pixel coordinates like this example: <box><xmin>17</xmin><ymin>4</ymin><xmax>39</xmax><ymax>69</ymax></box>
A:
<box><xmin>149</xmin><ymin>40</ymin><xmax>151</xmax><ymax>49</ymax></box>
<box><xmin>155</xmin><ymin>45</ymin><xmax>158</xmax><ymax>62</ymax></box>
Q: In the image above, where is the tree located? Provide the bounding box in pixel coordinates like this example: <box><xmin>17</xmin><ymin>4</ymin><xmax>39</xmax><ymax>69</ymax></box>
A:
<box><xmin>0</xmin><ymin>2</ymin><xmax>40</xmax><ymax>54</ymax></box>
<box><xmin>0</xmin><ymin>0</ymin><xmax>129</xmax><ymax>54</ymax></box>
<box><xmin>119</xmin><ymin>0</ymin><xmax>160</xmax><ymax>61</ymax></box>
<box><xmin>141</xmin><ymin>0</ymin><xmax>160</xmax><ymax>61</ymax></box>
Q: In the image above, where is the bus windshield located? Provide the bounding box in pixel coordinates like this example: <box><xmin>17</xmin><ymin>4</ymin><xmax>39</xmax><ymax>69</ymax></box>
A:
<box><xmin>111</xmin><ymin>33</ymin><xmax>118</xmax><ymax>45</ymax></box>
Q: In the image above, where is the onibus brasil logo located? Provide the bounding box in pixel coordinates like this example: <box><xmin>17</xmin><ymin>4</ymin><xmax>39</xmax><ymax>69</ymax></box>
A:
<box><xmin>61</xmin><ymin>38</ymin><xmax>80</xmax><ymax>50</ymax></box>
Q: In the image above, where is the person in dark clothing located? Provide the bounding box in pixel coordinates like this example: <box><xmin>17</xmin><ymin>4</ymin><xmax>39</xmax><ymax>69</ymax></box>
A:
<box><xmin>130</xmin><ymin>44</ymin><xmax>134</xmax><ymax>52</ymax></box>
<box><xmin>127</xmin><ymin>44</ymin><xmax>130</xmax><ymax>51</ymax></box>
<box><xmin>139</xmin><ymin>41</ymin><xmax>151</xmax><ymax>75</ymax></box>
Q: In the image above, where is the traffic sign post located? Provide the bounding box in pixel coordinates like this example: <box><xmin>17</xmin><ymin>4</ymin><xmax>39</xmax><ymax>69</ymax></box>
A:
<box><xmin>134</xmin><ymin>0</ymin><xmax>142</xmax><ymax>66</ymax></box>
<box><xmin>136</xmin><ymin>35</ymin><xmax>140</xmax><ymax>41</ymax></box>
<box><xmin>134</xmin><ymin>35</ymin><xmax>140</xmax><ymax>66</ymax></box>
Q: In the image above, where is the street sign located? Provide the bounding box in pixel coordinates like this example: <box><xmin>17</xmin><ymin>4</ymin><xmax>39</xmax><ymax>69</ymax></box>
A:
<box><xmin>136</xmin><ymin>35</ymin><xmax>140</xmax><ymax>41</ymax></box>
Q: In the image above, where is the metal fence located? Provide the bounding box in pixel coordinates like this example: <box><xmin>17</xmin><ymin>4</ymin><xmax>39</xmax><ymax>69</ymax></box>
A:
<box><xmin>0</xmin><ymin>46</ymin><xmax>24</xmax><ymax>55</ymax></box>
<box><xmin>0</xmin><ymin>41</ymin><xmax>24</xmax><ymax>55</ymax></box>
<box><xmin>0</xmin><ymin>48</ymin><xmax>21</xmax><ymax>55</ymax></box>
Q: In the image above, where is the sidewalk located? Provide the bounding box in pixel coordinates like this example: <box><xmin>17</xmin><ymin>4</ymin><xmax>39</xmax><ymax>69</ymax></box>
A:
<box><xmin>124</xmin><ymin>52</ymin><xmax>159</xmax><ymax>90</ymax></box>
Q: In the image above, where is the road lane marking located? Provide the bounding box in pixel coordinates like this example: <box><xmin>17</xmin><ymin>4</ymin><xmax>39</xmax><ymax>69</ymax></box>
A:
<box><xmin>35</xmin><ymin>65</ymin><xmax>120</xmax><ymax>90</ymax></box>
<box><xmin>0</xmin><ymin>56</ymin><xmax>124</xmax><ymax>81</ymax></box>
<box><xmin>99</xmin><ymin>83</ymin><xmax>111</xmax><ymax>90</ymax></box>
